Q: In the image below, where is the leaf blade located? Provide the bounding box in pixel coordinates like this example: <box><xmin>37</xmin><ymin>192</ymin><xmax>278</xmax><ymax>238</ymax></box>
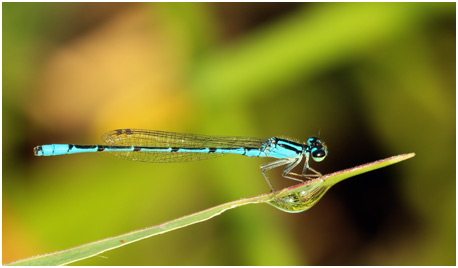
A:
<box><xmin>7</xmin><ymin>153</ymin><xmax>414</xmax><ymax>265</ymax></box>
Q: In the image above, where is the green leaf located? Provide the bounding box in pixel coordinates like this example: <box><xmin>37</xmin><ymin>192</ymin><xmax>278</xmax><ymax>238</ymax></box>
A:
<box><xmin>269</xmin><ymin>153</ymin><xmax>416</xmax><ymax>212</ymax></box>
<box><xmin>7</xmin><ymin>153</ymin><xmax>414</xmax><ymax>266</ymax></box>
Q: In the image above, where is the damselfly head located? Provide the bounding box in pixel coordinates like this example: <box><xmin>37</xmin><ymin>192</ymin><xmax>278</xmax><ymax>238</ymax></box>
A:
<box><xmin>307</xmin><ymin>137</ymin><xmax>327</xmax><ymax>162</ymax></box>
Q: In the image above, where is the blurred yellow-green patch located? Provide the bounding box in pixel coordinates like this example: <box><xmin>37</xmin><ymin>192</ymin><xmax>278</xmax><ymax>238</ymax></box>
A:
<box><xmin>3</xmin><ymin>2</ymin><xmax>455</xmax><ymax>265</ymax></box>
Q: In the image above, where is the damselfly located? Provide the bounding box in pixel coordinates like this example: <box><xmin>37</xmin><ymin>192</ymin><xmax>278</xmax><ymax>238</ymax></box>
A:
<box><xmin>34</xmin><ymin>129</ymin><xmax>328</xmax><ymax>191</ymax></box>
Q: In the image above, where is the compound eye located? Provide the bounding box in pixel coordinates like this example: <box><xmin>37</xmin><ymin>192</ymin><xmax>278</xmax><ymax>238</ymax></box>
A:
<box><xmin>311</xmin><ymin>149</ymin><xmax>326</xmax><ymax>162</ymax></box>
<box><xmin>307</xmin><ymin>137</ymin><xmax>320</xmax><ymax>146</ymax></box>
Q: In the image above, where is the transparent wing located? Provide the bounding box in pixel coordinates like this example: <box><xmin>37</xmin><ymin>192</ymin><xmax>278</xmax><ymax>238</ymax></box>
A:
<box><xmin>102</xmin><ymin>129</ymin><xmax>266</xmax><ymax>163</ymax></box>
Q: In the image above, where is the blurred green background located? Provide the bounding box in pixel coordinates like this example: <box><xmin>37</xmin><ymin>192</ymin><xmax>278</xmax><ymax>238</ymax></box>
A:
<box><xmin>3</xmin><ymin>2</ymin><xmax>455</xmax><ymax>265</ymax></box>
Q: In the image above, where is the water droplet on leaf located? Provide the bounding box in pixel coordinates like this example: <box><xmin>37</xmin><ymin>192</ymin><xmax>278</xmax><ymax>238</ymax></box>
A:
<box><xmin>269</xmin><ymin>185</ymin><xmax>331</xmax><ymax>213</ymax></box>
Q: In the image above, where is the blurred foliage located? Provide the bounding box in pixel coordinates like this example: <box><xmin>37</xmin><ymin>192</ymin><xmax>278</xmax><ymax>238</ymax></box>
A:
<box><xmin>3</xmin><ymin>2</ymin><xmax>455</xmax><ymax>265</ymax></box>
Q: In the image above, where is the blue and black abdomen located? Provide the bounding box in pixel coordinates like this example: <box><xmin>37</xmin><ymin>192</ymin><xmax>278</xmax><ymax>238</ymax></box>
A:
<box><xmin>34</xmin><ymin>129</ymin><xmax>268</xmax><ymax>163</ymax></box>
